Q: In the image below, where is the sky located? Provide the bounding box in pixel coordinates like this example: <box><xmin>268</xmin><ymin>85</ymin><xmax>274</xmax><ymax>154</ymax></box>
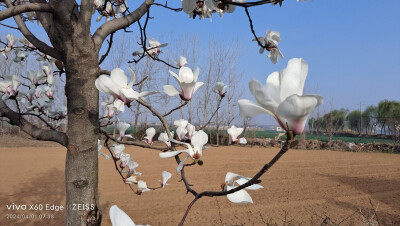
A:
<box><xmin>1</xmin><ymin>0</ymin><xmax>400</xmax><ymax>125</ymax></box>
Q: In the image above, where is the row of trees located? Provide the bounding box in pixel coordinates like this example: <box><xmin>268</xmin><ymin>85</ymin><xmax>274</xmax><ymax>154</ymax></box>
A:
<box><xmin>308</xmin><ymin>100</ymin><xmax>400</xmax><ymax>135</ymax></box>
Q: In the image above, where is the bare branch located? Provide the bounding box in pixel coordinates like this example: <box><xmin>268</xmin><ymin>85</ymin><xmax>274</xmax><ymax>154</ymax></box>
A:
<box><xmin>99</xmin><ymin>32</ymin><xmax>115</xmax><ymax>65</ymax></box>
<box><xmin>162</xmin><ymin>101</ymin><xmax>188</xmax><ymax>117</ymax></box>
<box><xmin>198</xmin><ymin>96</ymin><xmax>223</xmax><ymax>130</ymax></box>
<box><xmin>0</xmin><ymin>2</ymin><xmax>52</xmax><ymax>21</ymax></box>
<box><xmin>0</xmin><ymin>98</ymin><xmax>68</xmax><ymax>147</ymax></box>
<box><xmin>93</xmin><ymin>0</ymin><xmax>155</xmax><ymax>49</ymax></box>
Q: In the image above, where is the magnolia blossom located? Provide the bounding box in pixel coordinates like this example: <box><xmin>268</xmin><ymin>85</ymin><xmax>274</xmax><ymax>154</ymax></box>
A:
<box><xmin>43</xmin><ymin>64</ymin><xmax>53</xmax><ymax>85</ymax></box>
<box><xmin>174</xmin><ymin>119</ymin><xmax>188</xmax><ymax>141</ymax></box>
<box><xmin>159</xmin><ymin>130</ymin><xmax>208</xmax><ymax>174</ymax></box>
<box><xmin>174</xmin><ymin>119</ymin><xmax>188</xmax><ymax>128</ymax></box>
<box><xmin>182</xmin><ymin>0</ymin><xmax>213</xmax><ymax>20</ymax></box>
<box><xmin>126</xmin><ymin>161</ymin><xmax>141</xmax><ymax>175</ymax></box>
<box><xmin>157</xmin><ymin>131</ymin><xmax>174</xmax><ymax>147</ymax></box>
<box><xmin>110</xmin><ymin>144</ymin><xmax>125</xmax><ymax>159</ymax></box>
<box><xmin>119</xmin><ymin>152</ymin><xmax>131</xmax><ymax>168</ymax></box>
<box><xmin>212</xmin><ymin>0</ymin><xmax>246</xmax><ymax>16</ymax></box>
<box><xmin>239</xmin><ymin>137</ymin><xmax>247</xmax><ymax>144</ymax></box>
<box><xmin>13</xmin><ymin>49</ymin><xmax>29</xmax><ymax>63</ymax></box>
<box><xmin>27</xmin><ymin>70</ymin><xmax>45</xmax><ymax>85</ymax></box>
<box><xmin>116</xmin><ymin>122</ymin><xmax>133</xmax><ymax>140</ymax></box>
<box><xmin>143</xmin><ymin>127</ymin><xmax>156</xmax><ymax>145</ymax></box>
<box><xmin>222</xmin><ymin>172</ymin><xmax>263</xmax><ymax>204</ymax></box>
<box><xmin>96</xmin><ymin>2</ymin><xmax>114</xmax><ymax>22</ymax></box>
<box><xmin>137</xmin><ymin>180</ymin><xmax>150</xmax><ymax>193</ymax></box>
<box><xmin>227</xmin><ymin>125</ymin><xmax>244</xmax><ymax>143</ymax></box>
<box><xmin>133</xmin><ymin>38</ymin><xmax>167</xmax><ymax>57</ymax></box>
<box><xmin>0</xmin><ymin>75</ymin><xmax>22</xmax><ymax>100</ymax></box>
<box><xmin>6</xmin><ymin>34</ymin><xmax>17</xmax><ymax>47</ymax></box>
<box><xmin>160</xmin><ymin>171</ymin><xmax>172</xmax><ymax>188</ymax></box>
<box><xmin>215</xmin><ymin>81</ymin><xmax>227</xmax><ymax>97</ymax></box>
<box><xmin>109</xmin><ymin>205</ymin><xmax>149</xmax><ymax>226</ymax></box>
<box><xmin>95</xmin><ymin>68</ymin><xmax>156</xmax><ymax>112</ymax></box>
<box><xmin>123</xmin><ymin>175</ymin><xmax>137</xmax><ymax>184</ymax></box>
<box><xmin>253</xmin><ymin>30</ymin><xmax>284</xmax><ymax>64</ymax></box>
<box><xmin>174</xmin><ymin>56</ymin><xmax>188</xmax><ymax>68</ymax></box>
<box><xmin>19</xmin><ymin>37</ymin><xmax>35</xmax><ymax>49</ymax></box>
<box><xmin>238</xmin><ymin>58</ymin><xmax>324</xmax><ymax>135</ymax></box>
<box><xmin>186</xmin><ymin>123</ymin><xmax>196</xmax><ymax>139</ymax></box>
<box><xmin>163</xmin><ymin>67</ymin><xmax>204</xmax><ymax>101</ymax></box>
<box><xmin>44</xmin><ymin>86</ymin><xmax>53</xmax><ymax>99</ymax></box>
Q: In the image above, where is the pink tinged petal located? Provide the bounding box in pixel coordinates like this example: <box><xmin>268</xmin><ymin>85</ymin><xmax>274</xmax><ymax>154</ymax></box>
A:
<box><xmin>180</xmin><ymin>81</ymin><xmax>196</xmax><ymax>100</ymax></box>
<box><xmin>226</xmin><ymin>185</ymin><xmax>254</xmax><ymax>204</ymax></box>
<box><xmin>161</xmin><ymin>171</ymin><xmax>172</xmax><ymax>187</ymax></box>
<box><xmin>109</xmin><ymin>205</ymin><xmax>135</xmax><ymax>226</ymax></box>
<box><xmin>163</xmin><ymin>85</ymin><xmax>180</xmax><ymax>96</ymax></box>
<box><xmin>159</xmin><ymin>150</ymin><xmax>189</xmax><ymax>158</ymax></box>
<box><xmin>279</xmin><ymin>58</ymin><xmax>308</xmax><ymax>101</ymax></box>
<box><xmin>124</xmin><ymin>176</ymin><xmax>137</xmax><ymax>184</ymax></box>
<box><xmin>191</xmin><ymin>130</ymin><xmax>208</xmax><ymax>156</ymax></box>
<box><xmin>238</xmin><ymin>99</ymin><xmax>274</xmax><ymax>118</ymax></box>
<box><xmin>176</xmin><ymin>127</ymin><xmax>188</xmax><ymax>141</ymax></box>
<box><xmin>276</xmin><ymin>94</ymin><xmax>324</xmax><ymax>134</ymax></box>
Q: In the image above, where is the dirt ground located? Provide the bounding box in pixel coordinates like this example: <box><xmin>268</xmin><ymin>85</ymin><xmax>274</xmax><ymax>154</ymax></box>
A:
<box><xmin>1</xmin><ymin>137</ymin><xmax>400</xmax><ymax>226</ymax></box>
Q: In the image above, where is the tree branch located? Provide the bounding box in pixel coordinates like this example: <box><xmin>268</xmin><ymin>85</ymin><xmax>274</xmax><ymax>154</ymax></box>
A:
<box><xmin>93</xmin><ymin>0</ymin><xmax>154</xmax><ymax>49</ymax></box>
<box><xmin>0</xmin><ymin>99</ymin><xmax>68</xmax><ymax>147</ymax></box>
<box><xmin>0</xmin><ymin>2</ymin><xmax>52</xmax><ymax>21</ymax></box>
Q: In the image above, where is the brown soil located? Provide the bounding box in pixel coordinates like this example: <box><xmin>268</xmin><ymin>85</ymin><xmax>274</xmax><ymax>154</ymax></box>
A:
<box><xmin>1</xmin><ymin>138</ymin><xmax>399</xmax><ymax>226</ymax></box>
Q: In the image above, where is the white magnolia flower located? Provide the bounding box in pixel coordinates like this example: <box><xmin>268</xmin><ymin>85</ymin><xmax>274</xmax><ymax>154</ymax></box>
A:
<box><xmin>238</xmin><ymin>58</ymin><xmax>324</xmax><ymax>135</ymax></box>
<box><xmin>159</xmin><ymin>130</ymin><xmax>208</xmax><ymax>174</ymax></box>
<box><xmin>174</xmin><ymin>56</ymin><xmax>188</xmax><ymax>68</ymax></box>
<box><xmin>126</xmin><ymin>161</ymin><xmax>140</xmax><ymax>175</ymax></box>
<box><xmin>186</xmin><ymin>123</ymin><xmax>196</xmax><ymax>139</ymax></box>
<box><xmin>116</xmin><ymin>122</ymin><xmax>133</xmax><ymax>140</ymax></box>
<box><xmin>110</xmin><ymin>144</ymin><xmax>125</xmax><ymax>159</ymax></box>
<box><xmin>96</xmin><ymin>2</ymin><xmax>114</xmax><ymax>22</ymax></box>
<box><xmin>239</xmin><ymin>137</ymin><xmax>247</xmax><ymax>144</ymax></box>
<box><xmin>227</xmin><ymin>125</ymin><xmax>244</xmax><ymax>143</ymax></box>
<box><xmin>0</xmin><ymin>75</ymin><xmax>22</xmax><ymax>100</ymax></box>
<box><xmin>160</xmin><ymin>171</ymin><xmax>172</xmax><ymax>188</ymax></box>
<box><xmin>163</xmin><ymin>67</ymin><xmax>204</xmax><ymax>101</ymax></box>
<box><xmin>6</xmin><ymin>34</ymin><xmax>17</xmax><ymax>47</ymax></box>
<box><xmin>43</xmin><ymin>64</ymin><xmax>53</xmax><ymax>85</ymax></box>
<box><xmin>137</xmin><ymin>180</ymin><xmax>150</xmax><ymax>193</ymax></box>
<box><xmin>95</xmin><ymin>68</ymin><xmax>156</xmax><ymax>112</ymax></box>
<box><xmin>222</xmin><ymin>172</ymin><xmax>263</xmax><ymax>204</ymax></box>
<box><xmin>176</xmin><ymin>127</ymin><xmax>187</xmax><ymax>141</ymax></box>
<box><xmin>19</xmin><ymin>37</ymin><xmax>35</xmax><ymax>49</ymax></box>
<box><xmin>143</xmin><ymin>127</ymin><xmax>156</xmax><ymax>145</ymax></box>
<box><xmin>109</xmin><ymin>205</ymin><xmax>149</xmax><ymax>226</ymax></box>
<box><xmin>13</xmin><ymin>49</ymin><xmax>29</xmax><ymax>63</ymax></box>
<box><xmin>215</xmin><ymin>81</ymin><xmax>227</xmax><ymax>97</ymax></box>
<box><xmin>133</xmin><ymin>38</ymin><xmax>167</xmax><ymax>57</ymax></box>
<box><xmin>44</xmin><ymin>86</ymin><xmax>53</xmax><ymax>99</ymax></box>
<box><xmin>27</xmin><ymin>70</ymin><xmax>45</xmax><ymax>85</ymax></box>
<box><xmin>158</xmin><ymin>131</ymin><xmax>174</xmax><ymax>147</ymax></box>
<box><xmin>182</xmin><ymin>0</ymin><xmax>213</xmax><ymax>21</ymax></box>
<box><xmin>123</xmin><ymin>175</ymin><xmax>137</xmax><ymax>184</ymax></box>
<box><xmin>253</xmin><ymin>30</ymin><xmax>284</xmax><ymax>64</ymax></box>
<box><xmin>119</xmin><ymin>152</ymin><xmax>131</xmax><ymax>168</ymax></box>
<box><xmin>212</xmin><ymin>0</ymin><xmax>246</xmax><ymax>16</ymax></box>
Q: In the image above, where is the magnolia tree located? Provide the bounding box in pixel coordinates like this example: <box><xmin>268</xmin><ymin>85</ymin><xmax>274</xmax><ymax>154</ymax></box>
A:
<box><xmin>0</xmin><ymin>0</ymin><xmax>323</xmax><ymax>225</ymax></box>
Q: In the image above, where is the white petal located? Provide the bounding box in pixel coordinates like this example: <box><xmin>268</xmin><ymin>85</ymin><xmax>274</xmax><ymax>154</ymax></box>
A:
<box><xmin>163</xmin><ymin>85</ymin><xmax>180</xmax><ymax>96</ymax></box>
<box><xmin>179</xmin><ymin>67</ymin><xmax>194</xmax><ymax>83</ymax></box>
<box><xmin>126</xmin><ymin>67</ymin><xmax>137</xmax><ymax>88</ymax></box>
<box><xmin>238</xmin><ymin>99</ymin><xmax>274</xmax><ymax>118</ymax></box>
<box><xmin>226</xmin><ymin>186</ymin><xmax>254</xmax><ymax>204</ymax></box>
<box><xmin>176</xmin><ymin>155</ymin><xmax>189</xmax><ymax>174</ymax></box>
<box><xmin>192</xmin><ymin>67</ymin><xmax>200</xmax><ymax>82</ymax></box>
<box><xmin>159</xmin><ymin>150</ymin><xmax>189</xmax><ymax>158</ymax></box>
<box><xmin>276</xmin><ymin>94</ymin><xmax>324</xmax><ymax>134</ymax></box>
<box><xmin>110</xmin><ymin>68</ymin><xmax>128</xmax><ymax>88</ymax></box>
<box><xmin>279</xmin><ymin>58</ymin><xmax>308</xmax><ymax>101</ymax></box>
<box><xmin>235</xmin><ymin>178</ymin><xmax>263</xmax><ymax>190</ymax></box>
<box><xmin>109</xmin><ymin>205</ymin><xmax>135</xmax><ymax>226</ymax></box>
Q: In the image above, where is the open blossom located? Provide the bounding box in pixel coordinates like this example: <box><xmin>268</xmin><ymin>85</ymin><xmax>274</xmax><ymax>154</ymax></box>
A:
<box><xmin>6</xmin><ymin>34</ymin><xmax>17</xmax><ymax>47</ymax></box>
<box><xmin>174</xmin><ymin>119</ymin><xmax>188</xmax><ymax>140</ymax></box>
<box><xmin>159</xmin><ymin>130</ymin><xmax>208</xmax><ymax>173</ymax></box>
<box><xmin>133</xmin><ymin>38</ymin><xmax>167</xmax><ymax>57</ymax></box>
<box><xmin>158</xmin><ymin>131</ymin><xmax>174</xmax><ymax>147</ymax></box>
<box><xmin>215</xmin><ymin>81</ymin><xmax>227</xmax><ymax>97</ymax></box>
<box><xmin>183</xmin><ymin>0</ymin><xmax>213</xmax><ymax>20</ymax></box>
<box><xmin>163</xmin><ymin>67</ymin><xmax>204</xmax><ymax>101</ymax></box>
<box><xmin>137</xmin><ymin>180</ymin><xmax>150</xmax><ymax>193</ymax></box>
<box><xmin>227</xmin><ymin>125</ymin><xmax>244</xmax><ymax>143</ymax></box>
<box><xmin>0</xmin><ymin>75</ymin><xmax>22</xmax><ymax>100</ymax></box>
<box><xmin>186</xmin><ymin>123</ymin><xmax>196</xmax><ymax>139</ymax></box>
<box><xmin>95</xmin><ymin>68</ymin><xmax>157</xmax><ymax>112</ymax></box>
<box><xmin>119</xmin><ymin>153</ymin><xmax>131</xmax><ymax>168</ymax></box>
<box><xmin>239</xmin><ymin>137</ymin><xmax>247</xmax><ymax>144</ymax></box>
<box><xmin>222</xmin><ymin>172</ymin><xmax>263</xmax><ymax>204</ymax></box>
<box><xmin>238</xmin><ymin>58</ymin><xmax>324</xmax><ymax>135</ymax></box>
<box><xmin>43</xmin><ymin>64</ymin><xmax>53</xmax><ymax>85</ymax></box>
<box><xmin>123</xmin><ymin>175</ymin><xmax>137</xmax><ymax>184</ymax></box>
<box><xmin>253</xmin><ymin>30</ymin><xmax>284</xmax><ymax>64</ymax></box>
<box><xmin>174</xmin><ymin>56</ymin><xmax>187</xmax><ymax>68</ymax></box>
<box><xmin>110</xmin><ymin>144</ymin><xmax>125</xmax><ymax>159</ymax></box>
<box><xmin>126</xmin><ymin>160</ymin><xmax>140</xmax><ymax>175</ymax></box>
<box><xmin>160</xmin><ymin>171</ymin><xmax>172</xmax><ymax>188</ymax></box>
<box><xmin>109</xmin><ymin>205</ymin><xmax>149</xmax><ymax>226</ymax></box>
<box><xmin>116</xmin><ymin>122</ymin><xmax>133</xmax><ymax>140</ymax></box>
<box><xmin>27</xmin><ymin>70</ymin><xmax>45</xmax><ymax>85</ymax></box>
<box><xmin>143</xmin><ymin>127</ymin><xmax>156</xmax><ymax>145</ymax></box>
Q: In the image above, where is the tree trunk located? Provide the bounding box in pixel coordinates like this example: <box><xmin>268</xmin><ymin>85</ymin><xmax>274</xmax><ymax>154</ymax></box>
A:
<box><xmin>65</xmin><ymin>53</ymin><xmax>101</xmax><ymax>225</ymax></box>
